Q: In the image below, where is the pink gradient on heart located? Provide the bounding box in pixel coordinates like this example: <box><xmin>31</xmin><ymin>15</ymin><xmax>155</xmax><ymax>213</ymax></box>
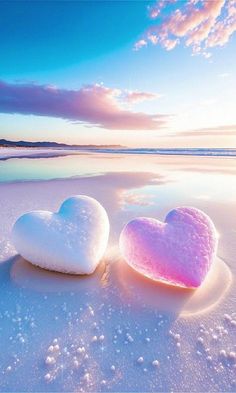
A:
<box><xmin>119</xmin><ymin>207</ymin><xmax>218</xmax><ymax>288</ymax></box>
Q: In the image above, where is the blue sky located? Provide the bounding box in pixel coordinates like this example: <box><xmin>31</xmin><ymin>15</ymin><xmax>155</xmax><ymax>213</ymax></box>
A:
<box><xmin>0</xmin><ymin>0</ymin><xmax>236</xmax><ymax>147</ymax></box>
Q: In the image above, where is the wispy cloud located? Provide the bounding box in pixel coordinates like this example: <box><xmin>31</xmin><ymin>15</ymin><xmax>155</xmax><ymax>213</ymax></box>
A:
<box><xmin>134</xmin><ymin>39</ymin><xmax>147</xmax><ymax>51</ymax></box>
<box><xmin>123</xmin><ymin>90</ymin><xmax>160</xmax><ymax>104</ymax></box>
<box><xmin>171</xmin><ymin>124</ymin><xmax>236</xmax><ymax>137</ymax></box>
<box><xmin>0</xmin><ymin>80</ymin><xmax>167</xmax><ymax>130</ymax></box>
<box><xmin>135</xmin><ymin>0</ymin><xmax>236</xmax><ymax>57</ymax></box>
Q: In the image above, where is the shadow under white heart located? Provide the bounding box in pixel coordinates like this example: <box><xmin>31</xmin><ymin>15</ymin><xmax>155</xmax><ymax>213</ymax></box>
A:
<box><xmin>10</xmin><ymin>255</ymin><xmax>105</xmax><ymax>293</ymax></box>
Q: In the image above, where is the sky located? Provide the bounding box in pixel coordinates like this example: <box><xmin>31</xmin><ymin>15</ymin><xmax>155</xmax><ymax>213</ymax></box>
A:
<box><xmin>0</xmin><ymin>0</ymin><xmax>236</xmax><ymax>148</ymax></box>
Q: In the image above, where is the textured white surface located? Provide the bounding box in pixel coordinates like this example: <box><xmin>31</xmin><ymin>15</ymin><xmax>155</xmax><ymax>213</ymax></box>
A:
<box><xmin>12</xmin><ymin>195</ymin><xmax>109</xmax><ymax>274</ymax></box>
<box><xmin>120</xmin><ymin>207</ymin><xmax>218</xmax><ymax>288</ymax></box>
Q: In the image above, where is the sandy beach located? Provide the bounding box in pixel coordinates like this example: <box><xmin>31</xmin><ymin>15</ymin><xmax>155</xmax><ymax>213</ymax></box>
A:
<box><xmin>0</xmin><ymin>152</ymin><xmax>235</xmax><ymax>392</ymax></box>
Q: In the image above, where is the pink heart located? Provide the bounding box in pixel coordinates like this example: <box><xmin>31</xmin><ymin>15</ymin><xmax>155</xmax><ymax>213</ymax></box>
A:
<box><xmin>119</xmin><ymin>207</ymin><xmax>218</xmax><ymax>288</ymax></box>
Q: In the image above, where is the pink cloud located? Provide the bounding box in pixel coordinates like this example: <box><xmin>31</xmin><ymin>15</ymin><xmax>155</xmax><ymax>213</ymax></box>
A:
<box><xmin>134</xmin><ymin>39</ymin><xmax>147</xmax><ymax>51</ymax></box>
<box><xmin>123</xmin><ymin>90</ymin><xmax>159</xmax><ymax>104</ymax></box>
<box><xmin>148</xmin><ymin>1</ymin><xmax>166</xmax><ymax>19</ymax></box>
<box><xmin>170</xmin><ymin>124</ymin><xmax>236</xmax><ymax>137</ymax></box>
<box><xmin>135</xmin><ymin>0</ymin><xmax>236</xmax><ymax>56</ymax></box>
<box><xmin>148</xmin><ymin>0</ymin><xmax>177</xmax><ymax>19</ymax></box>
<box><xmin>0</xmin><ymin>80</ymin><xmax>167</xmax><ymax>130</ymax></box>
<box><xmin>162</xmin><ymin>38</ymin><xmax>179</xmax><ymax>50</ymax></box>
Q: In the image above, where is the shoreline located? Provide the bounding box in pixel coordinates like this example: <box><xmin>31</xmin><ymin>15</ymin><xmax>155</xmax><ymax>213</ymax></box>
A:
<box><xmin>0</xmin><ymin>147</ymin><xmax>85</xmax><ymax>161</ymax></box>
<box><xmin>1</xmin><ymin>146</ymin><xmax>236</xmax><ymax>161</ymax></box>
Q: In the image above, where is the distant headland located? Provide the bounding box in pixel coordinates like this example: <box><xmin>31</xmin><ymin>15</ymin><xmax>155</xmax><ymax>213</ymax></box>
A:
<box><xmin>0</xmin><ymin>139</ymin><xmax>124</xmax><ymax>149</ymax></box>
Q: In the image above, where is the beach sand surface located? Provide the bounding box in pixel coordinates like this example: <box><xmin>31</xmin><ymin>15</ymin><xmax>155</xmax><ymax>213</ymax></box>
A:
<box><xmin>0</xmin><ymin>153</ymin><xmax>235</xmax><ymax>392</ymax></box>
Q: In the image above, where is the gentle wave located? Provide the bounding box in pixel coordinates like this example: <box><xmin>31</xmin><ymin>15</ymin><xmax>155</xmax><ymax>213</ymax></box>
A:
<box><xmin>91</xmin><ymin>148</ymin><xmax>236</xmax><ymax>157</ymax></box>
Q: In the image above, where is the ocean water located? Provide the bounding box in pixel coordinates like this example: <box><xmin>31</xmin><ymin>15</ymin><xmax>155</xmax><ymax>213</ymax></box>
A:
<box><xmin>94</xmin><ymin>147</ymin><xmax>236</xmax><ymax>156</ymax></box>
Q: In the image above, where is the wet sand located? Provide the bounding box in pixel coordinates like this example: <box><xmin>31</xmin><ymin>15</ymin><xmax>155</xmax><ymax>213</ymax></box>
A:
<box><xmin>0</xmin><ymin>154</ymin><xmax>235</xmax><ymax>392</ymax></box>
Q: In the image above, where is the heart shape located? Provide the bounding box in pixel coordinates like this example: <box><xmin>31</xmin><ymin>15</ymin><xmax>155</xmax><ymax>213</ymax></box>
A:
<box><xmin>12</xmin><ymin>195</ymin><xmax>109</xmax><ymax>274</ymax></box>
<box><xmin>119</xmin><ymin>207</ymin><xmax>218</xmax><ymax>288</ymax></box>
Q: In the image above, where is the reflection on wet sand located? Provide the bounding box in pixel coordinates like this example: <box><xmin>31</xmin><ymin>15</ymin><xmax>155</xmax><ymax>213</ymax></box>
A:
<box><xmin>1</xmin><ymin>152</ymin><xmax>236</xmax><ymax>182</ymax></box>
<box><xmin>0</xmin><ymin>155</ymin><xmax>236</xmax><ymax>392</ymax></box>
<box><xmin>10</xmin><ymin>252</ymin><xmax>232</xmax><ymax>318</ymax></box>
<box><xmin>113</xmin><ymin>255</ymin><xmax>232</xmax><ymax>317</ymax></box>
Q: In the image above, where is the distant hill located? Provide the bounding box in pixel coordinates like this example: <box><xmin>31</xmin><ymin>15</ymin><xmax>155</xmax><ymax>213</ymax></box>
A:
<box><xmin>0</xmin><ymin>139</ymin><xmax>124</xmax><ymax>149</ymax></box>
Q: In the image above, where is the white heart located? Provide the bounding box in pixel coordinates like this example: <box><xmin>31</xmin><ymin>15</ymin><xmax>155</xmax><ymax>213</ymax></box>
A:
<box><xmin>12</xmin><ymin>195</ymin><xmax>109</xmax><ymax>274</ymax></box>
